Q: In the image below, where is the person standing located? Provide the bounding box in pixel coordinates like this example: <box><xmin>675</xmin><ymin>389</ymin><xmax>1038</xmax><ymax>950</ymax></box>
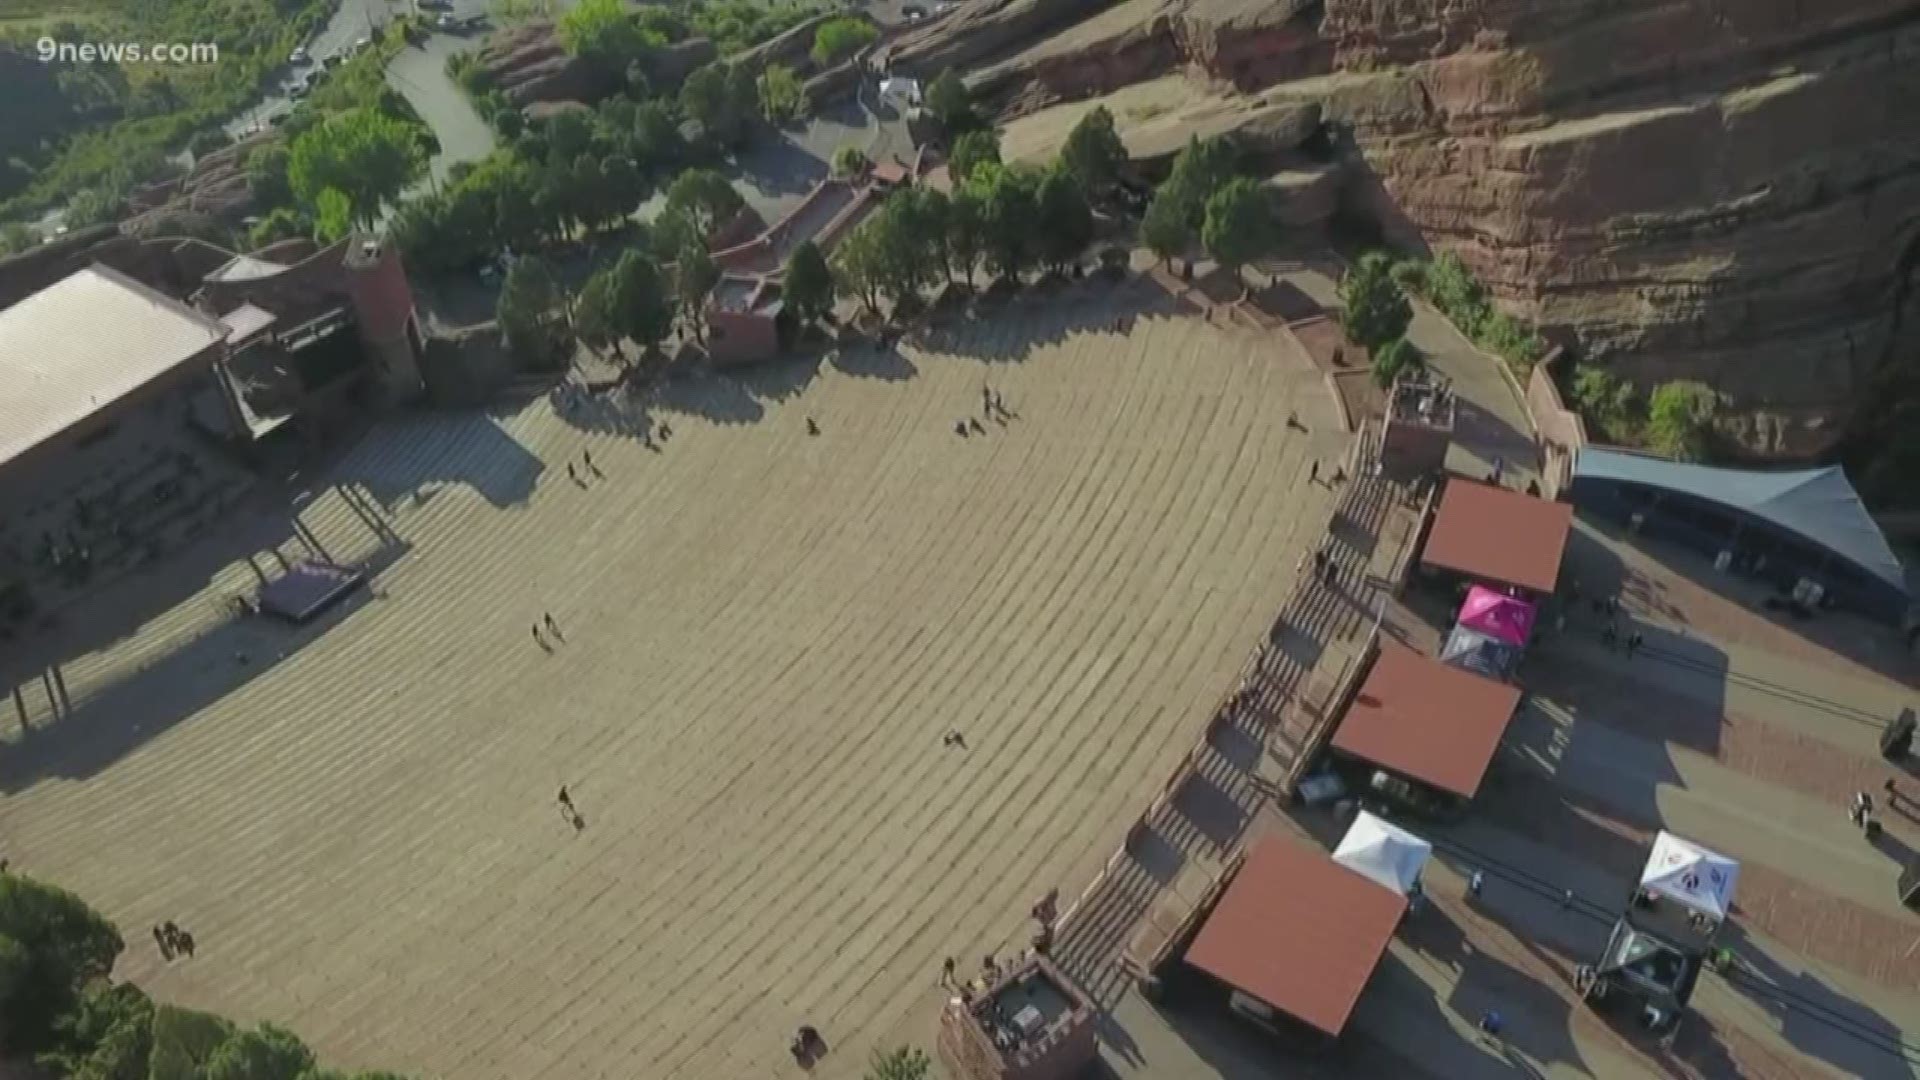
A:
<box><xmin>1309</xmin><ymin>460</ymin><xmax>1320</xmax><ymax>486</ymax></box>
<box><xmin>153</xmin><ymin>924</ymin><xmax>174</xmax><ymax>960</ymax></box>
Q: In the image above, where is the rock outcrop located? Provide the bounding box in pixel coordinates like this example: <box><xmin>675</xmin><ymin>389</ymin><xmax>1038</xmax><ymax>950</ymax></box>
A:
<box><xmin>474</xmin><ymin>21</ymin><xmax>718</xmax><ymax>109</ymax></box>
<box><xmin>896</xmin><ymin>0</ymin><xmax>1920</xmax><ymax>457</ymax></box>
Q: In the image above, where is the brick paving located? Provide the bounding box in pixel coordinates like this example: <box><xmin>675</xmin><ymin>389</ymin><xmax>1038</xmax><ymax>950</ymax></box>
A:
<box><xmin>0</xmin><ymin>282</ymin><xmax>1348</xmax><ymax>1079</ymax></box>
<box><xmin>1530</xmin><ymin>655</ymin><xmax>1904</xmax><ymax>820</ymax></box>
<box><xmin>1482</xmin><ymin>768</ymin><xmax>1920</xmax><ymax>998</ymax></box>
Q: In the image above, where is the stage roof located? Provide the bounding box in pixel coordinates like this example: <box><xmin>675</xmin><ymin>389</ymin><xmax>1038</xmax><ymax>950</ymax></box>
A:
<box><xmin>1332</xmin><ymin>639</ymin><xmax>1524</xmax><ymax>799</ymax></box>
<box><xmin>1184</xmin><ymin>836</ymin><xmax>1404</xmax><ymax>1037</ymax></box>
<box><xmin>1573</xmin><ymin>447</ymin><xmax>1906</xmax><ymax>595</ymax></box>
<box><xmin>0</xmin><ymin>265</ymin><xmax>228</xmax><ymax>469</ymax></box>
<box><xmin>1421</xmin><ymin>477</ymin><xmax>1573</xmax><ymax>593</ymax></box>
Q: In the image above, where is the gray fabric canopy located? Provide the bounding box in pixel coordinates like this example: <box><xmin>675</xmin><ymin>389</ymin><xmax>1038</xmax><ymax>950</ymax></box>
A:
<box><xmin>1573</xmin><ymin>448</ymin><xmax>1907</xmax><ymax>594</ymax></box>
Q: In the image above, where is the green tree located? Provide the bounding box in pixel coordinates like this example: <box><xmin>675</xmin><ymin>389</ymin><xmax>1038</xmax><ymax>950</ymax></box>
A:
<box><xmin>1141</xmin><ymin>187</ymin><xmax>1190</xmax><ymax>268</ymax></box>
<box><xmin>944</xmin><ymin>185</ymin><xmax>986</xmax><ymax>287</ymax></box>
<box><xmin>783</xmin><ymin>239</ymin><xmax>833</xmax><ymax>328</ymax></box>
<box><xmin>0</xmin><ymin>222</ymin><xmax>36</xmax><ymax>256</ymax></box>
<box><xmin>631</xmin><ymin>100</ymin><xmax>685</xmax><ymax>164</ymax></box>
<box><xmin>245</xmin><ymin>142</ymin><xmax>292</xmax><ymax>209</ymax></box>
<box><xmin>558</xmin><ymin>0</ymin><xmax>648</xmax><ymax>71</ymax></box>
<box><xmin>498</xmin><ymin>256</ymin><xmax>571</xmax><ymax>366</ymax></box>
<box><xmin>1338</xmin><ymin>250</ymin><xmax>1412</xmax><ymax>351</ymax></box>
<box><xmin>947</xmin><ymin>128</ymin><xmax>1000</xmax><ymax>187</ymax></box>
<box><xmin>146</xmin><ymin>1004</ymin><xmax>234</xmax><ymax>1080</ymax></box>
<box><xmin>1201</xmin><ymin>177</ymin><xmax>1274</xmax><ymax>285</ymax></box>
<box><xmin>1647</xmin><ymin>380</ymin><xmax>1720</xmax><ymax>461</ymax></box>
<box><xmin>1570</xmin><ymin>364</ymin><xmax>1639</xmax><ymax>437</ymax></box>
<box><xmin>925</xmin><ymin>69</ymin><xmax>975</xmax><ymax>134</ymax></box>
<box><xmin>831</xmin><ymin>145</ymin><xmax>869</xmax><ymax>178</ymax></box>
<box><xmin>811</xmin><ymin>16</ymin><xmax>878</xmax><ymax>66</ymax></box>
<box><xmin>865</xmin><ymin>1045</ymin><xmax>932</xmax><ymax>1080</ymax></box>
<box><xmin>680</xmin><ymin>62</ymin><xmax>756</xmax><ymax>146</ymax></box>
<box><xmin>287</xmin><ymin>107</ymin><xmax>426</xmax><ymax>228</ymax></box>
<box><xmin>1059</xmin><ymin>104</ymin><xmax>1126</xmax><ymax>195</ymax></box>
<box><xmin>0</xmin><ymin>873</ymin><xmax>120</xmax><ymax>1053</ymax></box>
<box><xmin>1034</xmin><ymin>169</ymin><xmax>1092</xmax><ymax>273</ymax></box>
<box><xmin>974</xmin><ymin>164</ymin><xmax>1040</xmax><ymax>282</ymax></box>
<box><xmin>833</xmin><ymin>217</ymin><xmax>886</xmax><ymax>317</ymax></box>
<box><xmin>248</xmin><ymin>207</ymin><xmax>311</xmax><ymax>249</ymax></box>
<box><xmin>1159</xmin><ymin>134</ymin><xmax>1239</xmax><ymax>228</ymax></box>
<box><xmin>204</xmin><ymin>1022</ymin><xmax>314</xmax><ymax>1080</ymax></box>
<box><xmin>42</xmin><ymin>982</ymin><xmax>154</xmax><ymax>1080</ymax></box>
<box><xmin>1370</xmin><ymin>336</ymin><xmax>1422</xmax><ymax>388</ymax></box>
<box><xmin>758</xmin><ymin>64</ymin><xmax>807</xmax><ymax>125</ymax></box>
<box><xmin>868</xmin><ymin>191</ymin><xmax>937</xmax><ymax>306</ymax></box>
<box><xmin>664</xmin><ymin>168</ymin><xmax>745</xmax><ymax>238</ymax></box>
<box><xmin>676</xmin><ymin>243</ymin><xmax>719</xmax><ymax>342</ymax></box>
<box><xmin>312</xmin><ymin>187</ymin><xmax>354</xmax><ymax>243</ymax></box>
<box><xmin>573</xmin><ymin>267</ymin><xmax>624</xmax><ymax>358</ymax></box>
<box><xmin>547</xmin><ymin>107</ymin><xmax>597</xmax><ymax>162</ymax></box>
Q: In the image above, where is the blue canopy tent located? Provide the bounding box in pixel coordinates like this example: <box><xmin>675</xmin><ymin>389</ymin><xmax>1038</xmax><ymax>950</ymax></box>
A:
<box><xmin>1569</xmin><ymin>448</ymin><xmax>1910</xmax><ymax>625</ymax></box>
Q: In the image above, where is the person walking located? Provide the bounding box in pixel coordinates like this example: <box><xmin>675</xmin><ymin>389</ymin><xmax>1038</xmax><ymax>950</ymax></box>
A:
<box><xmin>1467</xmin><ymin>870</ymin><xmax>1485</xmax><ymax>899</ymax></box>
<box><xmin>543</xmin><ymin>612</ymin><xmax>560</xmax><ymax>638</ymax></box>
<box><xmin>1626</xmin><ymin>631</ymin><xmax>1644</xmax><ymax>658</ymax></box>
<box><xmin>532</xmin><ymin>624</ymin><xmax>547</xmax><ymax>649</ymax></box>
<box><xmin>1309</xmin><ymin>460</ymin><xmax>1320</xmax><ymax>486</ymax></box>
<box><xmin>153</xmin><ymin>924</ymin><xmax>174</xmax><ymax>960</ymax></box>
<box><xmin>955</xmin><ymin>420</ymin><xmax>969</xmax><ymax>438</ymax></box>
<box><xmin>969</xmin><ymin>417</ymin><xmax>987</xmax><ymax>436</ymax></box>
<box><xmin>566</xmin><ymin>462</ymin><xmax>579</xmax><ymax>484</ymax></box>
<box><xmin>1477</xmin><ymin>1009</ymin><xmax>1505</xmax><ymax>1043</ymax></box>
<box><xmin>583</xmin><ymin>449</ymin><xmax>600</xmax><ymax>477</ymax></box>
<box><xmin>176</xmin><ymin>929</ymin><xmax>195</xmax><ymax>958</ymax></box>
<box><xmin>806</xmin><ymin>417</ymin><xmax>820</xmax><ymax>436</ymax></box>
<box><xmin>942</xmin><ymin>956</ymin><xmax>957</xmax><ymax>988</ymax></box>
<box><xmin>558</xmin><ymin>785</ymin><xmax>574</xmax><ymax>812</ymax></box>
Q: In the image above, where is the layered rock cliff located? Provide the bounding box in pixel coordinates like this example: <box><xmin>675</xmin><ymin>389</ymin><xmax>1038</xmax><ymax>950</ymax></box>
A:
<box><xmin>891</xmin><ymin>0</ymin><xmax>1920</xmax><ymax>457</ymax></box>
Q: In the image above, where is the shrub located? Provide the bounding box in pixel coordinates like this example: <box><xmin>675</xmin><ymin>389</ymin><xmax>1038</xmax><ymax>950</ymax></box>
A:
<box><xmin>1370</xmin><ymin>336</ymin><xmax>1422</xmax><ymax>387</ymax></box>
<box><xmin>1646</xmin><ymin>380</ymin><xmax>1720</xmax><ymax>461</ymax></box>
<box><xmin>831</xmin><ymin>144</ymin><xmax>869</xmax><ymax>178</ymax></box>
<box><xmin>1339</xmin><ymin>250</ymin><xmax>1412</xmax><ymax>351</ymax></box>
<box><xmin>1568</xmin><ymin>363</ymin><xmax>1640</xmax><ymax>438</ymax></box>
<box><xmin>812</xmin><ymin>17</ymin><xmax>878</xmax><ymax>67</ymax></box>
<box><xmin>1406</xmin><ymin>250</ymin><xmax>1546</xmax><ymax>371</ymax></box>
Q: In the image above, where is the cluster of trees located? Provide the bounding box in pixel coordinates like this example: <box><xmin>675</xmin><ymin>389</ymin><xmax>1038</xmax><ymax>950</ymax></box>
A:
<box><xmin>1569</xmin><ymin>364</ymin><xmax>1722</xmax><ymax>461</ymax></box>
<box><xmin>1139</xmin><ymin>133</ymin><xmax>1277</xmax><ymax>287</ymax></box>
<box><xmin>1</xmin><ymin>870</ymin><xmax>410</xmax><ymax>1080</ymax></box>
<box><xmin>1339</xmin><ymin>252</ymin><xmax>1419</xmax><ymax>387</ymax></box>
<box><xmin>1393</xmin><ymin>251</ymin><xmax>1545</xmax><ymax>370</ymax></box>
<box><xmin>830</xmin><ymin>116</ymin><xmax>1112</xmax><ymax>319</ymax></box>
<box><xmin>287</xmin><ymin>107</ymin><xmax>430</xmax><ymax>240</ymax></box>
<box><xmin>551</xmin><ymin>0</ymin><xmax>825</xmax><ymax>64</ymax></box>
<box><xmin>0</xmin><ymin>0</ymin><xmax>335</xmax><ymax>220</ymax></box>
<box><xmin>493</xmin><ymin>163</ymin><xmax>750</xmax><ymax>365</ymax></box>
<box><xmin>811</xmin><ymin>16</ymin><xmax>877</xmax><ymax>67</ymax></box>
<box><xmin>395</xmin><ymin>95</ymin><xmax>698</xmax><ymax>273</ymax></box>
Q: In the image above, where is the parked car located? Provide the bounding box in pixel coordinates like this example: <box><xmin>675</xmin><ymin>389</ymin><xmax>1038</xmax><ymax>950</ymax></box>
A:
<box><xmin>289</xmin><ymin>45</ymin><xmax>308</xmax><ymax>63</ymax></box>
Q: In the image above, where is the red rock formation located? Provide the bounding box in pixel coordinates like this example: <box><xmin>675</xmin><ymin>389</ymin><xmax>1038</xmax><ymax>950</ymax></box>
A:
<box><xmin>901</xmin><ymin>0</ymin><xmax>1920</xmax><ymax>456</ymax></box>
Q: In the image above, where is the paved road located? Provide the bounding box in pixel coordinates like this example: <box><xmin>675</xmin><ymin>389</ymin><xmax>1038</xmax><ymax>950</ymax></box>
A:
<box><xmin>386</xmin><ymin>30</ymin><xmax>497</xmax><ymax>186</ymax></box>
<box><xmin>0</xmin><ymin>280</ymin><xmax>1342</xmax><ymax>1078</ymax></box>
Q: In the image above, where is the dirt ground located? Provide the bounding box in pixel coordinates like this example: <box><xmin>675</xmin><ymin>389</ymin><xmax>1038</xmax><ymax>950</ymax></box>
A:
<box><xmin>0</xmin><ymin>277</ymin><xmax>1345</xmax><ymax>1078</ymax></box>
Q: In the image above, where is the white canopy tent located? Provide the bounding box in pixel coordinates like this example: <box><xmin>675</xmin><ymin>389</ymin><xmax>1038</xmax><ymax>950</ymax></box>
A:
<box><xmin>1639</xmin><ymin>831</ymin><xmax>1740</xmax><ymax>921</ymax></box>
<box><xmin>1333</xmin><ymin>811</ymin><xmax>1433</xmax><ymax>897</ymax></box>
